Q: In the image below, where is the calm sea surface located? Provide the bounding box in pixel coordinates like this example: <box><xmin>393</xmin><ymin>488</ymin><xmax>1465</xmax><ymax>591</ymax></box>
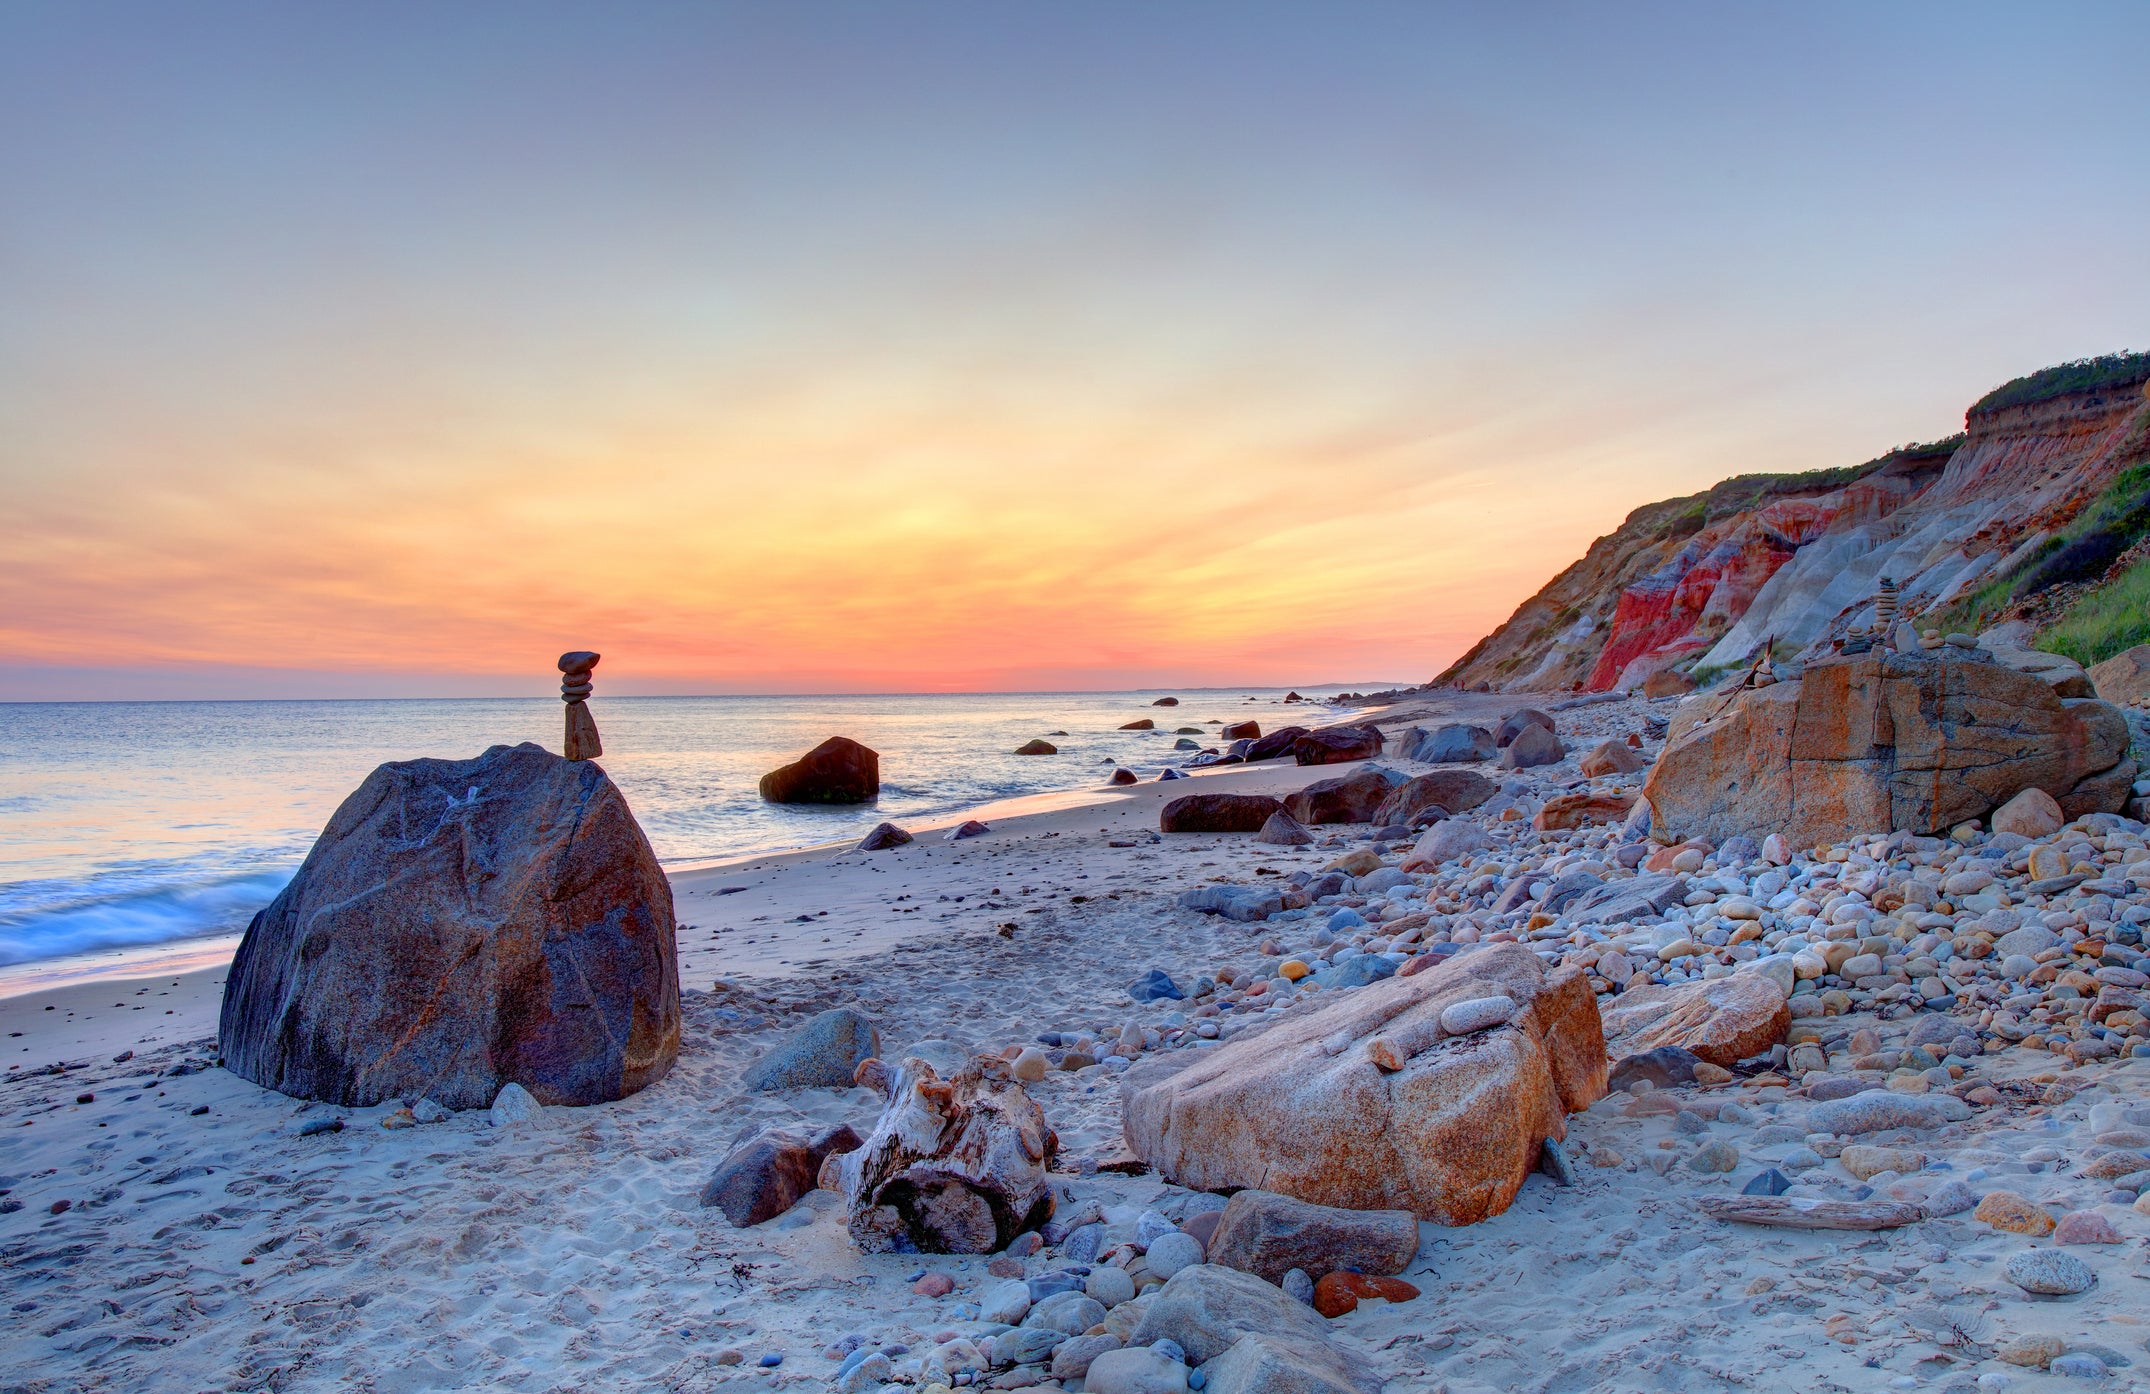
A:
<box><xmin>0</xmin><ymin>690</ymin><xmax>1324</xmax><ymax>975</ymax></box>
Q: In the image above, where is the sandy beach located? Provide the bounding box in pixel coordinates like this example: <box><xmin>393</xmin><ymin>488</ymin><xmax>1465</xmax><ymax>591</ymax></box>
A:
<box><xmin>5</xmin><ymin>692</ymin><xmax>2150</xmax><ymax>1394</ymax></box>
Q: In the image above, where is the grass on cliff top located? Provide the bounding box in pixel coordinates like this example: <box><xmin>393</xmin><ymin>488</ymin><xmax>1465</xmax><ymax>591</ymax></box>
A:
<box><xmin>1970</xmin><ymin>351</ymin><xmax>2150</xmax><ymax>417</ymax></box>
<box><xmin>1637</xmin><ymin>436</ymin><xmax>1964</xmax><ymax>541</ymax></box>
<box><xmin>2039</xmin><ymin>555</ymin><xmax>2150</xmax><ymax>667</ymax></box>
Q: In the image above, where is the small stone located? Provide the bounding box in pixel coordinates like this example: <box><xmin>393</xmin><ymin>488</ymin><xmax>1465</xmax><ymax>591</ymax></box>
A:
<box><xmin>1688</xmin><ymin>1140</ymin><xmax>1738</xmax><ymax>1173</ymax></box>
<box><xmin>2052</xmin><ymin>1210</ymin><xmax>2121</xmax><ymax>1244</ymax></box>
<box><xmin>1145</xmin><ymin>1231</ymin><xmax>1204</xmax><ymax>1280</ymax></box>
<box><xmin>1311</xmin><ymin>1270</ymin><xmax>1421</xmax><ymax>1318</ymax></box>
<box><xmin>1052</xmin><ymin>1333</ymin><xmax>1124</xmax><ymax>1382</ymax></box>
<box><xmin>980</xmin><ymin>1280</ymin><xmax>1032</xmax><ymax>1325</ymax></box>
<box><xmin>297</xmin><ymin>1117</ymin><xmax>344</xmax><ymax>1137</ymax></box>
<box><xmin>1975</xmin><ymin>1191</ymin><xmax>2057</xmax><ymax>1236</ymax></box>
<box><xmin>1990</xmin><ymin>787</ymin><xmax>2064</xmax><ymax>839</ymax></box>
<box><xmin>1439</xmin><ymin>994</ymin><xmax>1516</xmax><ymax>1036</ymax></box>
<box><xmin>1280</xmin><ymin>1268</ymin><xmax>1315</xmax><ymax>1305</ymax></box>
<box><xmin>2050</xmin><ymin>1354</ymin><xmax>2109</xmax><ymax>1379</ymax></box>
<box><xmin>411</xmin><ymin>1098</ymin><xmax>450</xmax><ymax>1124</ymax></box>
<box><xmin>2004</xmin><ymin>1248</ymin><xmax>2096</xmax><ymax>1296</ymax></box>
<box><xmin>1996</xmin><ymin>1334</ymin><xmax>2064</xmax><ymax>1369</ymax></box>
<box><xmin>1011</xmin><ymin>1049</ymin><xmax>1048</xmax><ymax>1083</ymax></box>
<box><xmin>1840</xmin><ymin>1144</ymin><xmax>1923</xmax><ymax>1181</ymax></box>
<box><xmin>1924</xmin><ymin>1180</ymin><xmax>1978</xmax><ymax>1216</ymax></box>
<box><xmin>1080</xmin><ymin>1346</ymin><xmax>1188</xmax><ymax>1394</ymax></box>
<box><xmin>1538</xmin><ymin>1137</ymin><xmax>1577</xmax><ymax>1187</ymax></box>
<box><xmin>1742</xmin><ymin>1168</ymin><xmax>1791</xmax><ymax>1197</ymax></box>
<box><xmin>1086</xmin><ymin>1265</ymin><xmax>1136</xmax><ymax>1309</ymax></box>
<box><xmin>914</xmin><ymin>1273</ymin><xmax>956</xmax><ymax>1297</ymax></box>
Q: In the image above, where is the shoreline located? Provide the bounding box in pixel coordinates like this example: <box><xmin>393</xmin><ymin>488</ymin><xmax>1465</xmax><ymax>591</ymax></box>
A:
<box><xmin>0</xmin><ymin>695</ymin><xmax>1457</xmax><ymax>1002</ymax></box>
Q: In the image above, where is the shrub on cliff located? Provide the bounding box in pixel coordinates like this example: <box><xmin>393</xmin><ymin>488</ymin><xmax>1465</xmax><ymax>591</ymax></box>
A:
<box><xmin>1971</xmin><ymin>351</ymin><xmax>2150</xmax><ymax>417</ymax></box>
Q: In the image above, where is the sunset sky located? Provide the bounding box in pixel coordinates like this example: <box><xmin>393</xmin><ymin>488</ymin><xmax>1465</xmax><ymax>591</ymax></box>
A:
<box><xmin>5</xmin><ymin>4</ymin><xmax>2147</xmax><ymax>700</ymax></box>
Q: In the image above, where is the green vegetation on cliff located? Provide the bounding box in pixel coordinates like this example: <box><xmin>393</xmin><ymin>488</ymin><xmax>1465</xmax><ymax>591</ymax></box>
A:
<box><xmin>1970</xmin><ymin>351</ymin><xmax>2150</xmax><ymax>417</ymax></box>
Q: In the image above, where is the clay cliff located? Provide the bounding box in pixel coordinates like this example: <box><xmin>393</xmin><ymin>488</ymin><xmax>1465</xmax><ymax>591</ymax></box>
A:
<box><xmin>1437</xmin><ymin>354</ymin><xmax>2150</xmax><ymax>694</ymax></box>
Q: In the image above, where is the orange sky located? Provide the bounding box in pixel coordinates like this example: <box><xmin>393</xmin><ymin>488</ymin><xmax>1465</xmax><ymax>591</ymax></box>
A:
<box><xmin>5</xmin><ymin>6</ymin><xmax>2146</xmax><ymax>699</ymax></box>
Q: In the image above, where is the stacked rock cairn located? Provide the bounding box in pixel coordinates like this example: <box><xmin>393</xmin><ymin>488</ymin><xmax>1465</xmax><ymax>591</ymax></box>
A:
<box><xmin>560</xmin><ymin>651</ymin><xmax>602</xmax><ymax>761</ymax></box>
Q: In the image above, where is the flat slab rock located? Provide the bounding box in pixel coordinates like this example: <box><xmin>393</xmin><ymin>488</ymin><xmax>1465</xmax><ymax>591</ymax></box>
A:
<box><xmin>1643</xmin><ymin>649</ymin><xmax>2135</xmax><ymax>846</ymax></box>
<box><xmin>219</xmin><ymin>742</ymin><xmax>680</xmax><ymax>1110</ymax></box>
<box><xmin>1599</xmin><ymin>973</ymin><xmax>1790</xmax><ymax>1068</ymax></box>
<box><xmin>1121</xmin><ymin>942</ymin><xmax>1607</xmax><ymax>1224</ymax></box>
<box><xmin>1204</xmin><ymin>1188</ymin><xmax>1417</xmax><ymax>1284</ymax></box>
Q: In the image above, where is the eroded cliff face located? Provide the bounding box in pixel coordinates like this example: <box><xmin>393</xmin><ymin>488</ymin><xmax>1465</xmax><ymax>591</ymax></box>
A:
<box><xmin>1439</xmin><ymin>370</ymin><xmax>2150</xmax><ymax>694</ymax></box>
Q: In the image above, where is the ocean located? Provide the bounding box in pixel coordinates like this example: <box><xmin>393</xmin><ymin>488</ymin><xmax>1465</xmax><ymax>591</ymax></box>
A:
<box><xmin>0</xmin><ymin>689</ymin><xmax>1327</xmax><ymax>985</ymax></box>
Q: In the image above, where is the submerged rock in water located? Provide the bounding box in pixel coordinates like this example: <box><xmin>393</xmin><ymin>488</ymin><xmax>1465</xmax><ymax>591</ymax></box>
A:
<box><xmin>759</xmin><ymin>736</ymin><xmax>880</xmax><ymax>804</ymax></box>
<box><xmin>219</xmin><ymin>742</ymin><xmax>679</xmax><ymax>1111</ymax></box>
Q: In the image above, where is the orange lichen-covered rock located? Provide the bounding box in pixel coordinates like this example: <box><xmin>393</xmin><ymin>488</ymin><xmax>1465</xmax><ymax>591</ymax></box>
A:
<box><xmin>1120</xmin><ymin>943</ymin><xmax>1606</xmax><ymax>1225</ymax></box>
<box><xmin>1641</xmin><ymin>651</ymin><xmax>2134</xmax><ymax>846</ymax></box>
<box><xmin>1973</xmin><ymin>1190</ymin><xmax>2056</xmax><ymax>1236</ymax></box>
<box><xmin>1534</xmin><ymin>791</ymin><xmax>1640</xmax><ymax>832</ymax></box>
<box><xmin>1312</xmin><ymin>1271</ymin><xmax>1421</xmax><ymax>1318</ymax></box>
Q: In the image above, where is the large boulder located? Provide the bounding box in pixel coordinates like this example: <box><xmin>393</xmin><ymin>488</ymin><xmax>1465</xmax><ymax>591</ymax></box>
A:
<box><xmin>700</xmin><ymin>1123</ymin><xmax>862</xmax><ymax>1226</ymax></box>
<box><xmin>1642</xmin><ymin>651</ymin><xmax>2135</xmax><ymax>845</ymax></box>
<box><xmin>1245</xmin><ymin>727</ymin><xmax>1311</xmax><ymax>761</ymax></box>
<box><xmin>1199</xmin><ymin>1333</ymin><xmax>1380</xmax><ymax>1394</ymax></box>
<box><xmin>1130</xmin><ymin>1265</ymin><xmax>1342</xmax><ymax>1366</ymax></box>
<box><xmin>1495</xmin><ymin>709</ymin><xmax>1555</xmax><ymax>747</ymax></box>
<box><xmin>1497</xmin><ymin>723</ymin><xmax>1565</xmax><ymax>769</ymax></box>
<box><xmin>1579</xmin><ymin>738</ymin><xmax>1647</xmax><ymax>777</ymax></box>
<box><xmin>1222</xmin><ymin>720</ymin><xmax>1262</xmax><ymax>740</ymax></box>
<box><xmin>1121</xmin><ymin>943</ymin><xmax>1607</xmax><ymax>1223</ymax></box>
<box><xmin>1292</xmin><ymin>726</ymin><xmax>1384</xmax><ymax>766</ymax></box>
<box><xmin>742</xmin><ymin>1008</ymin><xmax>880</xmax><ymax>1090</ymax></box>
<box><xmin>1400</xmin><ymin>819</ymin><xmax>1494</xmax><ymax>872</ymax></box>
<box><xmin>1204</xmin><ymin>1189</ymin><xmax>1417</xmax><ymax>1284</ymax></box>
<box><xmin>219</xmin><ymin>742</ymin><xmax>679</xmax><ymax>1110</ymax></box>
<box><xmin>1161</xmin><ymin>794</ymin><xmax>1284</xmax><ymax>834</ymax></box>
<box><xmin>759</xmin><ymin>736</ymin><xmax>880</xmax><ymax>804</ymax></box>
<box><xmin>2090</xmin><ymin>644</ymin><xmax>2150</xmax><ymax>706</ymax></box>
<box><xmin>1373</xmin><ymin>769</ymin><xmax>1494</xmax><ymax>827</ymax></box>
<box><xmin>1282</xmin><ymin>768</ymin><xmax>1393</xmax><ymax>825</ymax></box>
<box><xmin>1598</xmin><ymin>974</ymin><xmax>1789</xmax><ymax>1069</ymax></box>
<box><xmin>1405</xmin><ymin>724</ymin><xmax>1496</xmax><ymax>763</ymax></box>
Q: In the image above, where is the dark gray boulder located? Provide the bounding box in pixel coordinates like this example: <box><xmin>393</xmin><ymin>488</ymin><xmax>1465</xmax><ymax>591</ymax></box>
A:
<box><xmin>219</xmin><ymin>742</ymin><xmax>680</xmax><ymax>1110</ymax></box>
<box><xmin>759</xmin><ymin>736</ymin><xmax>880</xmax><ymax>804</ymax></box>
<box><xmin>742</xmin><ymin>1008</ymin><xmax>881</xmax><ymax>1090</ymax></box>
<box><xmin>1407</xmin><ymin>724</ymin><xmax>1497</xmax><ymax>763</ymax></box>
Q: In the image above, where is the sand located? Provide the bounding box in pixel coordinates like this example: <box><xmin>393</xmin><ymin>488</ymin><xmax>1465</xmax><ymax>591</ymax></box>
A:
<box><xmin>5</xmin><ymin>693</ymin><xmax>2149</xmax><ymax>1394</ymax></box>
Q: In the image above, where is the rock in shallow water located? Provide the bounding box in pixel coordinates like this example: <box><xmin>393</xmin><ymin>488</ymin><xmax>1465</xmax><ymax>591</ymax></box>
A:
<box><xmin>219</xmin><ymin>742</ymin><xmax>680</xmax><ymax>1110</ymax></box>
<box><xmin>759</xmin><ymin>735</ymin><xmax>879</xmax><ymax>803</ymax></box>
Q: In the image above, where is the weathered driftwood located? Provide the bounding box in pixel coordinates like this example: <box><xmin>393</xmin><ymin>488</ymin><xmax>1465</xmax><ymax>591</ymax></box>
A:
<box><xmin>1697</xmin><ymin>1195</ymin><xmax>1925</xmax><ymax>1230</ymax></box>
<box><xmin>835</xmin><ymin>1054</ymin><xmax>1057</xmax><ymax>1253</ymax></box>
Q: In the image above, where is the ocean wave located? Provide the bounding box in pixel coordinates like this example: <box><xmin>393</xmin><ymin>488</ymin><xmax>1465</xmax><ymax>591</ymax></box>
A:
<box><xmin>0</xmin><ymin>869</ymin><xmax>292</xmax><ymax>966</ymax></box>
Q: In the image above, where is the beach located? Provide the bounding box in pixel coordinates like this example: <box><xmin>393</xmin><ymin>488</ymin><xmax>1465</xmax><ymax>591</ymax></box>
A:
<box><xmin>5</xmin><ymin>690</ymin><xmax>2150</xmax><ymax>1394</ymax></box>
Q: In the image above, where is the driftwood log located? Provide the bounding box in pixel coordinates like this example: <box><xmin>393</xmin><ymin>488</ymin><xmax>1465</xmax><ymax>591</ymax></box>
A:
<box><xmin>836</xmin><ymin>1054</ymin><xmax>1057</xmax><ymax>1253</ymax></box>
<box><xmin>1697</xmin><ymin>1195</ymin><xmax>1926</xmax><ymax>1230</ymax></box>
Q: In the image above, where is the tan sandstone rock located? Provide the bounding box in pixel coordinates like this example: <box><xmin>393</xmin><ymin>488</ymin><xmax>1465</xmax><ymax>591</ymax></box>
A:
<box><xmin>1579</xmin><ymin>738</ymin><xmax>1647</xmax><ymax>777</ymax></box>
<box><xmin>1641</xmin><ymin>650</ymin><xmax>2134</xmax><ymax>846</ymax></box>
<box><xmin>1598</xmin><ymin>974</ymin><xmax>1790</xmax><ymax>1069</ymax></box>
<box><xmin>1120</xmin><ymin>942</ymin><xmax>1606</xmax><ymax>1224</ymax></box>
<box><xmin>2091</xmin><ymin>643</ymin><xmax>2150</xmax><ymax>705</ymax></box>
<box><xmin>1990</xmin><ymin>787</ymin><xmax>2065</xmax><ymax>839</ymax></box>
